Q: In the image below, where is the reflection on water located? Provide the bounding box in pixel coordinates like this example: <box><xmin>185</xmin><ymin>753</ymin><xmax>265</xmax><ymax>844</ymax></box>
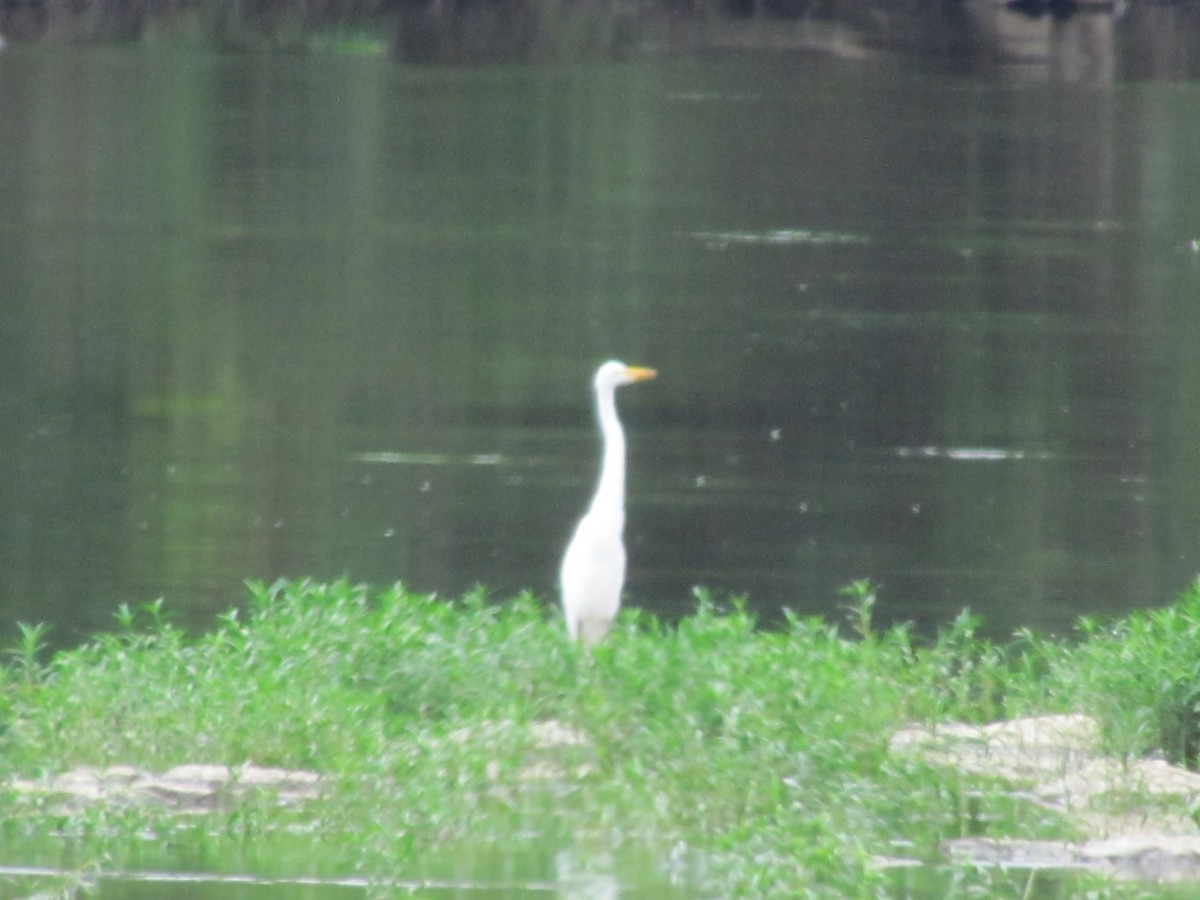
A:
<box><xmin>3</xmin><ymin>30</ymin><xmax>1200</xmax><ymax>651</ymax></box>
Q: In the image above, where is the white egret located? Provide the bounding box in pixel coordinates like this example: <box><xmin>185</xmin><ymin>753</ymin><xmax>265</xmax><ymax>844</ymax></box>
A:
<box><xmin>560</xmin><ymin>360</ymin><xmax>657</xmax><ymax>646</ymax></box>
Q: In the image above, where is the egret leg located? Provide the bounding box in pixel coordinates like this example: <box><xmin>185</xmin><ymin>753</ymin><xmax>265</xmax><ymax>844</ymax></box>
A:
<box><xmin>578</xmin><ymin>617</ymin><xmax>613</xmax><ymax>648</ymax></box>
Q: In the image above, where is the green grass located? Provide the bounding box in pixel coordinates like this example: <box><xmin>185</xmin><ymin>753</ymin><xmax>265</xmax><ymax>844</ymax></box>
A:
<box><xmin>2</xmin><ymin>578</ymin><xmax>1200</xmax><ymax>896</ymax></box>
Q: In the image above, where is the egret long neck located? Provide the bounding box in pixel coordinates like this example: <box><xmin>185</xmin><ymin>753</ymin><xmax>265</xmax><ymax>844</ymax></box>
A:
<box><xmin>589</xmin><ymin>385</ymin><xmax>626</xmax><ymax>523</ymax></box>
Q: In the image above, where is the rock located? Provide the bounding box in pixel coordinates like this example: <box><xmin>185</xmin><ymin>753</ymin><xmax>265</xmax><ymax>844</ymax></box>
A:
<box><xmin>890</xmin><ymin>713</ymin><xmax>1099</xmax><ymax>783</ymax></box>
<box><xmin>894</xmin><ymin>714</ymin><xmax>1200</xmax><ymax>881</ymax></box>
<box><xmin>942</xmin><ymin>835</ymin><xmax>1200</xmax><ymax>881</ymax></box>
<box><xmin>11</xmin><ymin>763</ymin><xmax>322</xmax><ymax>814</ymax></box>
<box><xmin>529</xmin><ymin>719</ymin><xmax>589</xmax><ymax>749</ymax></box>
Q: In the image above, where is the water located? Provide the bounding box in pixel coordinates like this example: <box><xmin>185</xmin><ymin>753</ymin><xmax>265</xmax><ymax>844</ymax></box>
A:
<box><xmin>5</xmin><ymin>24</ymin><xmax>1200</xmax><ymax>656</ymax></box>
<box><xmin>0</xmin><ymin>839</ymin><xmax>684</xmax><ymax>898</ymax></box>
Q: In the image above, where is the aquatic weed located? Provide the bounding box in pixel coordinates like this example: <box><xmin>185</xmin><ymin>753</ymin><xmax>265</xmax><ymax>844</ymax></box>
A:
<box><xmin>1009</xmin><ymin>578</ymin><xmax>1200</xmax><ymax>765</ymax></box>
<box><xmin>0</xmin><ymin>578</ymin><xmax>1185</xmax><ymax>896</ymax></box>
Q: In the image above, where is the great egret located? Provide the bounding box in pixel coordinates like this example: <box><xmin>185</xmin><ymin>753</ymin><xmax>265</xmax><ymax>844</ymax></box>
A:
<box><xmin>560</xmin><ymin>360</ymin><xmax>657</xmax><ymax>646</ymax></box>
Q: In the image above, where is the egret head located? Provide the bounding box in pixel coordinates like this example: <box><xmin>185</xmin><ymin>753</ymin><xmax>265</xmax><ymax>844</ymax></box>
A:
<box><xmin>595</xmin><ymin>360</ymin><xmax>658</xmax><ymax>390</ymax></box>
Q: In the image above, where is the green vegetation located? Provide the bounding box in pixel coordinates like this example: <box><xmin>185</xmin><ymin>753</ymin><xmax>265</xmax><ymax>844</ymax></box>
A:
<box><xmin>2</xmin><ymin>579</ymin><xmax>1200</xmax><ymax>896</ymax></box>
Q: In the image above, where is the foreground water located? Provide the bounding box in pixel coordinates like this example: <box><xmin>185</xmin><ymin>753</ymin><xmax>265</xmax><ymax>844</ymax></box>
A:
<box><xmin>0</xmin><ymin>846</ymin><xmax>682</xmax><ymax>898</ymax></box>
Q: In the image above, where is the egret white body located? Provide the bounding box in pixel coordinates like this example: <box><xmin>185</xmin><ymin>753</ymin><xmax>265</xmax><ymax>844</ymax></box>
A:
<box><xmin>560</xmin><ymin>360</ymin><xmax>657</xmax><ymax>646</ymax></box>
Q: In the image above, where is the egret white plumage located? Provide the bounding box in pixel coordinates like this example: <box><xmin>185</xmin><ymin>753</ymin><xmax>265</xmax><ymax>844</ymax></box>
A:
<box><xmin>560</xmin><ymin>360</ymin><xmax>657</xmax><ymax>646</ymax></box>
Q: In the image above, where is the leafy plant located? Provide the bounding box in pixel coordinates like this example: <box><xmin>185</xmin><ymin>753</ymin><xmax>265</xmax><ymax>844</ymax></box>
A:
<box><xmin>0</xmin><ymin>578</ymin><xmax>1194</xmax><ymax>896</ymax></box>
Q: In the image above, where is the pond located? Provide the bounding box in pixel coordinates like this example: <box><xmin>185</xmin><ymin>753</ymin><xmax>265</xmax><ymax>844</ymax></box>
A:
<box><xmin>2</xmin><ymin>4</ymin><xmax>1200</xmax><ymax>650</ymax></box>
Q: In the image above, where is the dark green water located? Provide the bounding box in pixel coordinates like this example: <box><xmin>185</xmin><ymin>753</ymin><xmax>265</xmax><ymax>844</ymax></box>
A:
<box><xmin>4</xmin><ymin>33</ymin><xmax>1200</xmax><ymax>656</ymax></box>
